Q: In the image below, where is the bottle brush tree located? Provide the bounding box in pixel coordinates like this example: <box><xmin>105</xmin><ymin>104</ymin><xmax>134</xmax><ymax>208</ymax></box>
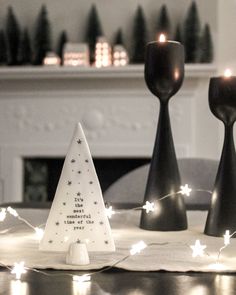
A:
<box><xmin>0</xmin><ymin>30</ymin><xmax>7</xmax><ymax>64</ymax></box>
<box><xmin>85</xmin><ymin>4</ymin><xmax>103</xmax><ymax>64</ymax></box>
<box><xmin>183</xmin><ymin>1</ymin><xmax>201</xmax><ymax>63</ymax></box>
<box><xmin>132</xmin><ymin>5</ymin><xmax>148</xmax><ymax>63</ymax></box>
<box><xmin>18</xmin><ymin>28</ymin><xmax>32</xmax><ymax>65</ymax></box>
<box><xmin>174</xmin><ymin>23</ymin><xmax>183</xmax><ymax>44</ymax></box>
<box><xmin>6</xmin><ymin>6</ymin><xmax>21</xmax><ymax>65</ymax></box>
<box><xmin>199</xmin><ymin>24</ymin><xmax>213</xmax><ymax>63</ymax></box>
<box><xmin>114</xmin><ymin>28</ymin><xmax>124</xmax><ymax>45</ymax></box>
<box><xmin>33</xmin><ymin>5</ymin><xmax>51</xmax><ymax>65</ymax></box>
<box><xmin>57</xmin><ymin>30</ymin><xmax>68</xmax><ymax>64</ymax></box>
<box><xmin>156</xmin><ymin>4</ymin><xmax>171</xmax><ymax>40</ymax></box>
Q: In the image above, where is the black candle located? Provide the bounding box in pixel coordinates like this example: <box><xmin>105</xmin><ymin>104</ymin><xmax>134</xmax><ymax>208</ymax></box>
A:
<box><xmin>140</xmin><ymin>35</ymin><xmax>187</xmax><ymax>231</ymax></box>
<box><xmin>205</xmin><ymin>69</ymin><xmax>236</xmax><ymax>237</ymax></box>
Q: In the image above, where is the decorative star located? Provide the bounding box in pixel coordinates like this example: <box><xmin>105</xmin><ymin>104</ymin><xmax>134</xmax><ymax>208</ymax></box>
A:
<box><xmin>71</xmin><ymin>159</ymin><xmax>76</xmax><ymax>163</ymax></box>
<box><xmin>224</xmin><ymin>230</ymin><xmax>231</xmax><ymax>246</ymax></box>
<box><xmin>77</xmin><ymin>171</ymin><xmax>81</xmax><ymax>174</ymax></box>
<box><xmin>180</xmin><ymin>184</ymin><xmax>192</xmax><ymax>197</ymax></box>
<box><xmin>104</xmin><ymin>240</ymin><xmax>108</xmax><ymax>244</ymax></box>
<box><xmin>142</xmin><ymin>201</ymin><xmax>155</xmax><ymax>213</ymax></box>
<box><xmin>0</xmin><ymin>208</ymin><xmax>6</xmax><ymax>222</ymax></box>
<box><xmin>63</xmin><ymin>202</ymin><xmax>66</xmax><ymax>206</ymax></box>
<box><xmin>77</xmin><ymin>192</ymin><xmax>81</xmax><ymax>196</ymax></box>
<box><xmin>11</xmin><ymin>261</ymin><xmax>27</xmax><ymax>280</ymax></box>
<box><xmin>99</xmin><ymin>221</ymin><xmax>104</xmax><ymax>225</ymax></box>
<box><xmin>94</xmin><ymin>201</ymin><xmax>98</xmax><ymax>205</ymax></box>
<box><xmin>67</xmin><ymin>181</ymin><xmax>72</xmax><ymax>186</ymax></box>
<box><xmin>105</xmin><ymin>206</ymin><xmax>115</xmax><ymax>219</ymax></box>
<box><xmin>89</xmin><ymin>181</ymin><xmax>93</xmax><ymax>185</ymax></box>
<box><xmin>190</xmin><ymin>240</ymin><xmax>206</xmax><ymax>257</ymax></box>
<box><xmin>55</xmin><ymin>222</ymin><xmax>59</xmax><ymax>226</ymax></box>
<box><xmin>48</xmin><ymin>240</ymin><xmax>53</xmax><ymax>244</ymax></box>
<box><xmin>77</xmin><ymin>139</ymin><xmax>82</xmax><ymax>144</ymax></box>
<box><xmin>130</xmin><ymin>241</ymin><xmax>147</xmax><ymax>256</ymax></box>
<box><xmin>85</xmin><ymin>159</ymin><xmax>89</xmax><ymax>163</ymax></box>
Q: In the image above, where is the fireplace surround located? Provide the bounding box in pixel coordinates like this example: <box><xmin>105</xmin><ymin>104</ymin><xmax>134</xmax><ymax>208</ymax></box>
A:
<box><xmin>0</xmin><ymin>64</ymin><xmax>217</xmax><ymax>203</ymax></box>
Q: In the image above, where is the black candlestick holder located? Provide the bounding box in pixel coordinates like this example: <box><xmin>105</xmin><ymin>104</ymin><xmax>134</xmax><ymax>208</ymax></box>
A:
<box><xmin>204</xmin><ymin>76</ymin><xmax>236</xmax><ymax>237</ymax></box>
<box><xmin>140</xmin><ymin>41</ymin><xmax>187</xmax><ymax>231</ymax></box>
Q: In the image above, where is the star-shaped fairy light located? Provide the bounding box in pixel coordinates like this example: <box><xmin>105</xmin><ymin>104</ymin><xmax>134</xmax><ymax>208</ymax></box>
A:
<box><xmin>73</xmin><ymin>274</ymin><xmax>91</xmax><ymax>283</ymax></box>
<box><xmin>105</xmin><ymin>206</ymin><xmax>115</xmax><ymax>219</ymax></box>
<box><xmin>180</xmin><ymin>184</ymin><xmax>192</xmax><ymax>197</ymax></box>
<box><xmin>190</xmin><ymin>240</ymin><xmax>206</xmax><ymax>258</ymax></box>
<box><xmin>130</xmin><ymin>241</ymin><xmax>147</xmax><ymax>256</ymax></box>
<box><xmin>224</xmin><ymin>230</ymin><xmax>231</xmax><ymax>246</ymax></box>
<box><xmin>0</xmin><ymin>208</ymin><xmax>6</xmax><ymax>221</ymax></box>
<box><xmin>11</xmin><ymin>261</ymin><xmax>27</xmax><ymax>280</ymax></box>
<box><xmin>142</xmin><ymin>201</ymin><xmax>155</xmax><ymax>213</ymax></box>
<box><xmin>7</xmin><ymin>207</ymin><xmax>18</xmax><ymax>217</ymax></box>
<box><xmin>34</xmin><ymin>227</ymin><xmax>44</xmax><ymax>240</ymax></box>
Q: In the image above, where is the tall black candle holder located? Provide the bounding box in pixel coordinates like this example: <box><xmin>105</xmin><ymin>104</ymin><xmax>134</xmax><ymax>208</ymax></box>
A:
<box><xmin>204</xmin><ymin>76</ymin><xmax>236</xmax><ymax>237</ymax></box>
<box><xmin>140</xmin><ymin>40</ymin><xmax>187</xmax><ymax>231</ymax></box>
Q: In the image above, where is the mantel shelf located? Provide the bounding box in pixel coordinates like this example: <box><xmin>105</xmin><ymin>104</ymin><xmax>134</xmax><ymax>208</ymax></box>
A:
<box><xmin>0</xmin><ymin>64</ymin><xmax>217</xmax><ymax>80</ymax></box>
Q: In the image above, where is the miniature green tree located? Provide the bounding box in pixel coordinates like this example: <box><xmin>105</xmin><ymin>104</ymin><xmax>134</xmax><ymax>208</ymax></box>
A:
<box><xmin>183</xmin><ymin>1</ymin><xmax>201</xmax><ymax>63</ymax></box>
<box><xmin>18</xmin><ymin>28</ymin><xmax>32</xmax><ymax>65</ymax></box>
<box><xmin>6</xmin><ymin>6</ymin><xmax>21</xmax><ymax>65</ymax></box>
<box><xmin>85</xmin><ymin>4</ymin><xmax>103</xmax><ymax>63</ymax></box>
<box><xmin>156</xmin><ymin>4</ymin><xmax>171</xmax><ymax>39</ymax></box>
<box><xmin>174</xmin><ymin>23</ymin><xmax>183</xmax><ymax>44</ymax></box>
<box><xmin>33</xmin><ymin>5</ymin><xmax>51</xmax><ymax>65</ymax></box>
<box><xmin>0</xmin><ymin>30</ymin><xmax>7</xmax><ymax>65</ymax></box>
<box><xmin>132</xmin><ymin>5</ymin><xmax>148</xmax><ymax>63</ymax></box>
<box><xmin>114</xmin><ymin>28</ymin><xmax>124</xmax><ymax>45</ymax></box>
<box><xmin>199</xmin><ymin>24</ymin><xmax>213</xmax><ymax>63</ymax></box>
<box><xmin>57</xmin><ymin>30</ymin><xmax>68</xmax><ymax>64</ymax></box>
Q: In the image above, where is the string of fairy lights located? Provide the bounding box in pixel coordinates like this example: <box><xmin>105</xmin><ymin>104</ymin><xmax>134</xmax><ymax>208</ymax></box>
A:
<box><xmin>0</xmin><ymin>183</ymin><xmax>235</xmax><ymax>283</ymax></box>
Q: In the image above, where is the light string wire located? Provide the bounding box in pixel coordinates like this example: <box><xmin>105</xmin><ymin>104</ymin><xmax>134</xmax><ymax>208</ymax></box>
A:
<box><xmin>0</xmin><ymin>185</ymin><xmax>234</xmax><ymax>282</ymax></box>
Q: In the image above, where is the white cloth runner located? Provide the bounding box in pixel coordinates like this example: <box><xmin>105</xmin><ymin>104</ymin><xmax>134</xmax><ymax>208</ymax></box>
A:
<box><xmin>0</xmin><ymin>209</ymin><xmax>236</xmax><ymax>272</ymax></box>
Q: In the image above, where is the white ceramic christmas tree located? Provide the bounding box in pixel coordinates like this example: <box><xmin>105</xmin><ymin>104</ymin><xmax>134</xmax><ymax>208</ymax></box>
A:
<box><xmin>39</xmin><ymin>123</ymin><xmax>115</xmax><ymax>252</ymax></box>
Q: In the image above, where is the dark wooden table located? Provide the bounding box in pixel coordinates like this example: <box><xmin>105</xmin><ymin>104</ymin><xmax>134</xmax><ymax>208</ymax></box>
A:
<box><xmin>1</xmin><ymin>268</ymin><xmax>236</xmax><ymax>295</ymax></box>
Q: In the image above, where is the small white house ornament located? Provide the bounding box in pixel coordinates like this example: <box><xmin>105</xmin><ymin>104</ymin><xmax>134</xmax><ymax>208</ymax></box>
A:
<box><xmin>39</xmin><ymin>123</ymin><xmax>115</xmax><ymax>252</ymax></box>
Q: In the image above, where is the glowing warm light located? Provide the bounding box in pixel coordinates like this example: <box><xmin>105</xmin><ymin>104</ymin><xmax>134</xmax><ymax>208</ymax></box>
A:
<box><xmin>190</xmin><ymin>240</ymin><xmax>206</xmax><ymax>257</ymax></box>
<box><xmin>208</xmin><ymin>262</ymin><xmax>225</xmax><ymax>271</ymax></box>
<box><xmin>11</xmin><ymin>261</ymin><xmax>27</xmax><ymax>280</ymax></box>
<box><xmin>34</xmin><ymin>227</ymin><xmax>44</xmax><ymax>240</ymax></box>
<box><xmin>224</xmin><ymin>230</ymin><xmax>231</xmax><ymax>246</ymax></box>
<box><xmin>224</xmin><ymin>69</ymin><xmax>232</xmax><ymax>78</ymax></box>
<box><xmin>159</xmin><ymin>34</ymin><xmax>166</xmax><ymax>42</ymax></box>
<box><xmin>105</xmin><ymin>206</ymin><xmax>115</xmax><ymax>219</ymax></box>
<box><xmin>130</xmin><ymin>241</ymin><xmax>147</xmax><ymax>256</ymax></box>
<box><xmin>142</xmin><ymin>201</ymin><xmax>155</xmax><ymax>213</ymax></box>
<box><xmin>0</xmin><ymin>208</ymin><xmax>6</xmax><ymax>221</ymax></box>
<box><xmin>174</xmin><ymin>69</ymin><xmax>180</xmax><ymax>80</ymax></box>
<box><xmin>7</xmin><ymin>207</ymin><xmax>18</xmax><ymax>217</ymax></box>
<box><xmin>180</xmin><ymin>184</ymin><xmax>192</xmax><ymax>197</ymax></box>
<box><xmin>10</xmin><ymin>281</ymin><xmax>28</xmax><ymax>295</ymax></box>
<box><xmin>73</xmin><ymin>274</ymin><xmax>91</xmax><ymax>283</ymax></box>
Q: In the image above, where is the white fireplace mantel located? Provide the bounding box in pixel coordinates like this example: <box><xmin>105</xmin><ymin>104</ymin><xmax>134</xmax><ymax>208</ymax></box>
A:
<box><xmin>0</xmin><ymin>64</ymin><xmax>217</xmax><ymax>203</ymax></box>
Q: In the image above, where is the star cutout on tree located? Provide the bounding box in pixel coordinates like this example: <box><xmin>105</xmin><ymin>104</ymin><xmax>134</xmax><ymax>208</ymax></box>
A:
<box><xmin>63</xmin><ymin>202</ymin><xmax>66</xmax><ymax>206</ymax></box>
<box><xmin>77</xmin><ymin>139</ymin><xmax>82</xmax><ymax>144</ymax></box>
<box><xmin>190</xmin><ymin>240</ymin><xmax>206</xmax><ymax>257</ymax></box>
<box><xmin>104</xmin><ymin>240</ymin><xmax>108</xmax><ymax>244</ymax></box>
<box><xmin>67</xmin><ymin>181</ymin><xmax>72</xmax><ymax>185</ymax></box>
<box><xmin>48</xmin><ymin>240</ymin><xmax>53</xmax><ymax>244</ymax></box>
<box><xmin>77</xmin><ymin>171</ymin><xmax>81</xmax><ymax>174</ymax></box>
<box><xmin>77</xmin><ymin>192</ymin><xmax>81</xmax><ymax>196</ymax></box>
<box><xmin>71</xmin><ymin>159</ymin><xmax>76</xmax><ymax>163</ymax></box>
<box><xmin>94</xmin><ymin>201</ymin><xmax>98</xmax><ymax>205</ymax></box>
<box><xmin>85</xmin><ymin>159</ymin><xmax>89</xmax><ymax>163</ymax></box>
<box><xmin>55</xmin><ymin>222</ymin><xmax>59</xmax><ymax>226</ymax></box>
<box><xmin>89</xmin><ymin>181</ymin><xmax>93</xmax><ymax>185</ymax></box>
<box><xmin>99</xmin><ymin>221</ymin><xmax>104</xmax><ymax>225</ymax></box>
